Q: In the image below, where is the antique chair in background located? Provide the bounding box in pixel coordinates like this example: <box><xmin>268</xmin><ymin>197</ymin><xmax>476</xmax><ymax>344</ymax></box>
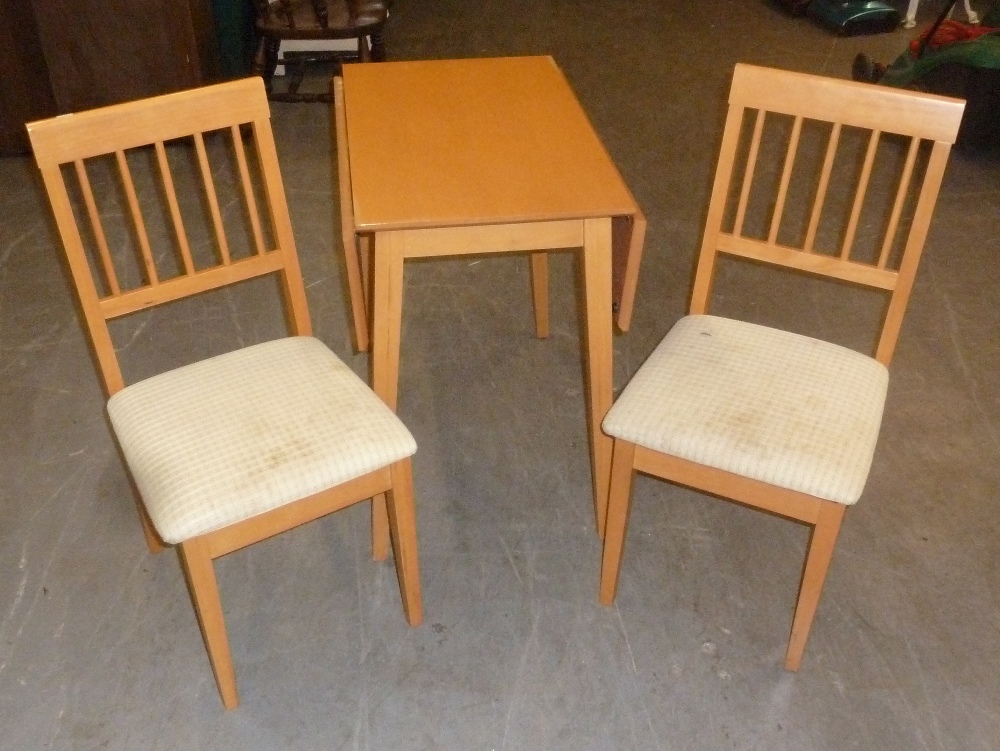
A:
<box><xmin>598</xmin><ymin>64</ymin><xmax>964</xmax><ymax>670</ymax></box>
<box><xmin>252</xmin><ymin>0</ymin><xmax>390</xmax><ymax>101</ymax></box>
<box><xmin>27</xmin><ymin>77</ymin><xmax>422</xmax><ymax>709</ymax></box>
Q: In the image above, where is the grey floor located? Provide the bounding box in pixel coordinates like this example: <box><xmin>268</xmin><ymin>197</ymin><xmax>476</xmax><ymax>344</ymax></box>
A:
<box><xmin>3</xmin><ymin>1</ymin><xmax>1000</xmax><ymax>748</ymax></box>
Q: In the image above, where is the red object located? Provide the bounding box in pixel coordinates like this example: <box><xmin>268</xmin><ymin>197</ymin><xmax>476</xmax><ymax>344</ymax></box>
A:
<box><xmin>909</xmin><ymin>20</ymin><xmax>998</xmax><ymax>54</ymax></box>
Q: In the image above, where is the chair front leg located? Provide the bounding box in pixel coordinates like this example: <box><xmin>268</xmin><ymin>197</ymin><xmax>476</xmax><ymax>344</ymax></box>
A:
<box><xmin>179</xmin><ymin>537</ymin><xmax>239</xmax><ymax>709</ymax></box>
<box><xmin>599</xmin><ymin>439</ymin><xmax>637</xmax><ymax>604</ymax></box>
<box><xmin>387</xmin><ymin>458</ymin><xmax>423</xmax><ymax>626</ymax></box>
<box><xmin>784</xmin><ymin>500</ymin><xmax>847</xmax><ymax>671</ymax></box>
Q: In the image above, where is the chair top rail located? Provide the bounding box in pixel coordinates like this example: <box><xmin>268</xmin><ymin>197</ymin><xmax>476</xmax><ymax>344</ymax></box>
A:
<box><xmin>730</xmin><ymin>63</ymin><xmax>965</xmax><ymax>144</ymax></box>
<box><xmin>28</xmin><ymin>78</ymin><xmax>270</xmax><ymax>167</ymax></box>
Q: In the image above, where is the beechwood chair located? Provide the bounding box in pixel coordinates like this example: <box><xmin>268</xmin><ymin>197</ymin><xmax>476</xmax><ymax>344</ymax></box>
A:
<box><xmin>599</xmin><ymin>64</ymin><xmax>964</xmax><ymax>670</ymax></box>
<box><xmin>27</xmin><ymin>77</ymin><xmax>422</xmax><ymax>709</ymax></box>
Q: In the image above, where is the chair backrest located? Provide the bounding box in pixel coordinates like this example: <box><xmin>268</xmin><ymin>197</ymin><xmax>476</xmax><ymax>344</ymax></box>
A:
<box><xmin>692</xmin><ymin>63</ymin><xmax>965</xmax><ymax>365</ymax></box>
<box><xmin>28</xmin><ymin>77</ymin><xmax>311</xmax><ymax>396</ymax></box>
<box><xmin>254</xmin><ymin>0</ymin><xmax>387</xmax><ymax>31</ymax></box>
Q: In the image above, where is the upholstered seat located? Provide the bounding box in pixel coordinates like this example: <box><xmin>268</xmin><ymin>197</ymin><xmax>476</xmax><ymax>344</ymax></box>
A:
<box><xmin>109</xmin><ymin>336</ymin><xmax>416</xmax><ymax>544</ymax></box>
<box><xmin>603</xmin><ymin>315</ymin><xmax>887</xmax><ymax>505</ymax></box>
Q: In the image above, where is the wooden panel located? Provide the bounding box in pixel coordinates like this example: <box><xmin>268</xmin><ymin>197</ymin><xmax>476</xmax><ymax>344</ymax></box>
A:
<box><xmin>731</xmin><ymin>63</ymin><xmax>965</xmax><ymax>141</ymax></box>
<box><xmin>0</xmin><ymin>0</ymin><xmax>57</xmax><ymax>154</ymax></box>
<box><xmin>31</xmin><ymin>0</ymin><xmax>220</xmax><ymax>114</ymax></box>
<box><xmin>28</xmin><ymin>78</ymin><xmax>269</xmax><ymax>166</ymax></box>
<box><xmin>98</xmin><ymin>254</ymin><xmax>286</xmax><ymax>319</ymax></box>
<box><xmin>717</xmin><ymin>233</ymin><xmax>898</xmax><ymax>290</ymax></box>
<box><xmin>343</xmin><ymin>56</ymin><xmax>639</xmax><ymax>230</ymax></box>
<box><xmin>390</xmin><ymin>221</ymin><xmax>585</xmax><ymax>259</ymax></box>
<box><xmin>633</xmin><ymin>446</ymin><xmax>824</xmax><ymax>524</ymax></box>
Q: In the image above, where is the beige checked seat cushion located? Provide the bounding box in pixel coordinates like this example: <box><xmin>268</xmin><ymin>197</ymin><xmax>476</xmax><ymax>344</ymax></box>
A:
<box><xmin>602</xmin><ymin>316</ymin><xmax>889</xmax><ymax>505</ymax></box>
<box><xmin>108</xmin><ymin>336</ymin><xmax>416</xmax><ymax>544</ymax></box>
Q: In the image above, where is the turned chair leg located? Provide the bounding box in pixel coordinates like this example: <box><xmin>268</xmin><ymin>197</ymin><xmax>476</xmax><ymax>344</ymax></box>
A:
<box><xmin>371</xmin><ymin>30</ymin><xmax>386</xmax><ymax>61</ymax></box>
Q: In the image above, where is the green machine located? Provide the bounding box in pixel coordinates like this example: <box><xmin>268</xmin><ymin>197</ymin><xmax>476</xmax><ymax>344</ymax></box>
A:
<box><xmin>807</xmin><ymin>1</ymin><xmax>901</xmax><ymax>35</ymax></box>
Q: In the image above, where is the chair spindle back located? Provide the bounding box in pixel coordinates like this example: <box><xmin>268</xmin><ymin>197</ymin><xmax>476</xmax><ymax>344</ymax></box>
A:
<box><xmin>28</xmin><ymin>77</ymin><xmax>311</xmax><ymax>396</ymax></box>
<box><xmin>691</xmin><ymin>63</ymin><xmax>965</xmax><ymax>365</ymax></box>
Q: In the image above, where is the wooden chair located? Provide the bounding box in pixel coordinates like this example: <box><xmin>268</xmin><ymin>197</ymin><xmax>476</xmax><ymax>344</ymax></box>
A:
<box><xmin>332</xmin><ymin>75</ymin><xmax>555</xmax><ymax>353</ymax></box>
<box><xmin>598</xmin><ymin>64</ymin><xmax>964</xmax><ymax>670</ymax></box>
<box><xmin>27</xmin><ymin>77</ymin><xmax>422</xmax><ymax>709</ymax></box>
<box><xmin>252</xmin><ymin>0</ymin><xmax>389</xmax><ymax>102</ymax></box>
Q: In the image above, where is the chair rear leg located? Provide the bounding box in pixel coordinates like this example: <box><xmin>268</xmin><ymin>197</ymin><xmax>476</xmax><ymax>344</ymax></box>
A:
<box><xmin>136</xmin><ymin>498</ymin><xmax>166</xmax><ymax>554</ymax></box>
<box><xmin>371</xmin><ymin>29</ymin><xmax>386</xmax><ymax>61</ymax></box>
<box><xmin>343</xmin><ymin>234</ymin><xmax>370</xmax><ymax>352</ymax></box>
<box><xmin>784</xmin><ymin>500</ymin><xmax>847</xmax><ymax>671</ymax></box>
<box><xmin>530</xmin><ymin>252</ymin><xmax>550</xmax><ymax>339</ymax></box>
<box><xmin>346</xmin><ymin>234</ymin><xmax>373</xmax><ymax>353</ymax></box>
<box><xmin>372</xmin><ymin>493</ymin><xmax>390</xmax><ymax>560</ymax></box>
<box><xmin>253</xmin><ymin>37</ymin><xmax>281</xmax><ymax>95</ymax></box>
<box><xmin>387</xmin><ymin>458</ymin><xmax>423</xmax><ymax>626</ymax></box>
<box><xmin>120</xmin><ymin>453</ymin><xmax>166</xmax><ymax>554</ymax></box>
<box><xmin>599</xmin><ymin>440</ymin><xmax>637</xmax><ymax>604</ymax></box>
<box><xmin>179</xmin><ymin>538</ymin><xmax>239</xmax><ymax>709</ymax></box>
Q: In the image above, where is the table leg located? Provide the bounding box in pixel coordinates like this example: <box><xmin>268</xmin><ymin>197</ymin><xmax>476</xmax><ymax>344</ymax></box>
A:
<box><xmin>359</xmin><ymin>233</ymin><xmax>372</xmax><ymax>334</ymax></box>
<box><xmin>580</xmin><ymin>217</ymin><xmax>615</xmax><ymax>539</ymax></box>
<box><xmin>371</xmin><ymin>231</ymin><xmax>406</xmax><ymax>410</ymax></box>
<box><xmin>370</xmin><ymin>231</ymin><xmax>406</xmax><ymax>558</ymax></box>
<box><xmin>530</xmin><ymin>252</ymin><xmax>549</xmax><ymax>339</ymax></box>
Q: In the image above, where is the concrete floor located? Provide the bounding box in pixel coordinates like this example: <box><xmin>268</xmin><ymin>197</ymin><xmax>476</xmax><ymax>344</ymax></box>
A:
<box><xmin>2</xmin><ymin>1</ymin><xmax>999</xmax><ymax>748</ymax></box>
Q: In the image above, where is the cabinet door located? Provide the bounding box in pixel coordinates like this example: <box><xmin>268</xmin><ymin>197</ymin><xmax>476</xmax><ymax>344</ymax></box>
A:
<box><xmin>32</xmin><ymin>0</ymin><xmax>219</xmax><ymax>113</ymax></box>
<box><xmin>0</xmin><ymin>0</ymin><xmax>57</xmax><ymax>154</ymax></box>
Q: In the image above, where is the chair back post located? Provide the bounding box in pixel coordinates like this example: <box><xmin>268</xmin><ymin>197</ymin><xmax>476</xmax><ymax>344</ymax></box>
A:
<box><xmin>689</xmin><ymin>64</ymin><xmax>965</xmax><ymax>361</ymax></box>
<box><xmin>248</xmin><ymin>116</ymin><xmax>313</xmax><ymax>337</ymax></box>
<box><xmin>28</xmin><ymin>77</ymin><xmax>312</xmax><ymax>395</ymax></box>
<box><xmin>689</xmin><ymin>100</ymin><xmax>748</xmax><ymax>315</ymax></box>
<box><xmin>874</xmin><ymin>138</ymin><xmax>953</xmax><ymax>365</ymax></box>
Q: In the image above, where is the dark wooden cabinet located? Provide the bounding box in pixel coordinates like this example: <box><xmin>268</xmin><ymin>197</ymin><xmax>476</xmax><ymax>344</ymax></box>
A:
<box><xmin>0</xmin><ymin>0</ymin><xmax>57</xmax><ymax>154</ymax></box>
<box><xmin>1</xmin><ymin>0</ymin><xmax>221</xmax><ymax>154</ymax></box>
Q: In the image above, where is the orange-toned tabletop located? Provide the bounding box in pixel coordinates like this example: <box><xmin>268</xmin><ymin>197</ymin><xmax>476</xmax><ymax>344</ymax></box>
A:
<box><xmin>339</xmin><ymin>56</ymin><xmax>645</xmax><ymax>535</ymax></box>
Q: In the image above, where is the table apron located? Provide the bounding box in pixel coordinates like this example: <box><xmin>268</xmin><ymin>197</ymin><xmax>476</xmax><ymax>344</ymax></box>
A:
<box><xmin>375</xmin><ymin>219</ymin><xmax>586</xmax><ymax>258</ymax></box>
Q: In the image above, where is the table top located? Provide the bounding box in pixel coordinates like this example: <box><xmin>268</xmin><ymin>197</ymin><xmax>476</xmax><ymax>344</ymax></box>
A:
<box><xmin>342</xmin><ymin>56</ymin><xmax>638</xmax><ymax>232</ymax></box>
